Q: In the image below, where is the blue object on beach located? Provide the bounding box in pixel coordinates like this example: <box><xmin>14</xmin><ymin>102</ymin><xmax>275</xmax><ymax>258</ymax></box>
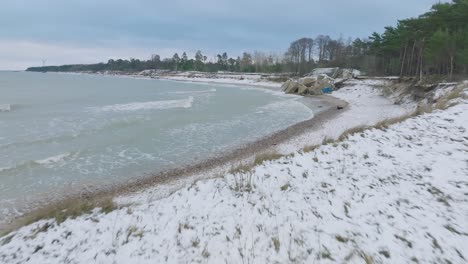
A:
<box><xmin>321</xmin><ymin>87</ymin><xmax>333</xmax><ymax>94</ymax></box>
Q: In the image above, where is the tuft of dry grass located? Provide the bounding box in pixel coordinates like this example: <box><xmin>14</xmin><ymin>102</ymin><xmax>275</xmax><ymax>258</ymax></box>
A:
<box><xmin>229</xmin><ymin>163</ymin><xmax>254</xmax><ymax>175</ymax></box>
<box><xmin>446</xmin><ymin>86</ymin><xmax>465</xmax><ymax>100</ymax></box>
<box><xmin>302</xmin><ymin>144</ymin><xmax>320</xmax><ymax>153</ymax></box>
<box><xmin>0</xmin><ymin>234</ymin><xmax>14</xmax><ymax>246</ymax></box>
<box><xmin>4</xmin><ymin>196</ymin><xmax>117</xmax><ymax>236</ymax></box>
<box><xmin>272</xmin><ymin>237</ymin><xmax>280</xmax><ymax>252</ymax></box>
<box><xmin>335</xmin><ymin>235</ymin><xmax>349</xmax><ymax>243</ymax></box>
<box><xmin>228</xmin><ymin>164</ymin><xmax>255</xmax><ymax>192</ymax></box>
<box><xmin>374</xmin><ymin>113</ymin><xmax>415</xmax><ymax>130</ymax></box>
<box><xmin>338</xmin><ymin>125</ymin><xmax>368</xmax><ymax>141</ymax></box>
<box><xmin>360</xmin><ymin>251</ymin><xmax>374</xmax><ymax>264</ymax></box>
<box><xmin>321</xmin><ymin>137</ymin><xmax>334</xmax><ymax>145</ymax></box>
<box><xmin>226</xmin><ymin>152</ymin><xmax>284</xmax><ymax>193</ymax></box>
<box><xmin>232</xmin><ymin>173</ymin><xmax>254</xmax><ymax>193</ymax></box>
<box><xmin>280</xmin><ymin>183</ymin><xmax>290</xmax><ymax>191</ymax></box>
<box><xmin>433</xmin><ymin>86</ymin><xmax>466</xmax><ymax>110</ymax></box>
<box><xmin>253</xmin><ymin>152</ymin><xmax>284</xmax><ymax>166</ymax></box>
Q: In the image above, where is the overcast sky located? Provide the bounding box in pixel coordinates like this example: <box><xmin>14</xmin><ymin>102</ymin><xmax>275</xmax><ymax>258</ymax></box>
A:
<box><xmin>0</xmin><ymin>0</ymin><xmax>444</xmax><ymax>70</ymax></box>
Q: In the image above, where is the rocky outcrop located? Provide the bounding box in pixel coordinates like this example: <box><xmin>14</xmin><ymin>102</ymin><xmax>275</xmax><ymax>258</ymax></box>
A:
<box><xmin>300</xmin><ymin>77</ymin><xmax>316</xmax><ymax>87</ymax></box>
<box><xmin>282</xmin><ymin>67</ymin><xmax>362</xmax><ymax>96</ymax></box>
<box><xmin>282</xmin><ymin>75</ymin><xmax>335</xmax><ymax>95</ymax></box>
<box><xmin>281</xmin><ymin>80</ymin><xmax>309</xmax><ymax>95</ymax></box>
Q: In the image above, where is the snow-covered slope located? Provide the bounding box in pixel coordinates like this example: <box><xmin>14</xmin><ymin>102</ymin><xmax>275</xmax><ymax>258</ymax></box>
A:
<box><xmin>280</xmin><ymin>79</ymin><xmax>414</xmax><ymax>153</ymax></box>
<box><xmin>1</xmin><ymin>85</ymin><xmax>467</xmax><ymax>264</ymax></box>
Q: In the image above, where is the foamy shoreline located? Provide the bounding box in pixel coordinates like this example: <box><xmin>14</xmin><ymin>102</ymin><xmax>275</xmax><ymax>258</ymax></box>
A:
<box><xmin>50</xmin><ymin>70</ymin><xmax>285</xmax><ymax>89</ymax></box>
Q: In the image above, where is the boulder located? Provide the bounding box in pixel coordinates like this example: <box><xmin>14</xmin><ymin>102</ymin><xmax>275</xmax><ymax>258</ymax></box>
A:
<box><xmin>301</xmin><ymin>77</ymin><xmax>317</xmax><ymax>87</ymax></box>
<box><xmin>283</xmin><ymin>81</ymin><xmax>301</xmax><ymax>94</ymax></box>
<box><xmin>306</xmin><ymin>87</ymin><xmax>320</xmax><ymax>95</ymax></box>
<box><xmin>308</xmin><ymin>67</ymin><xmax>361</xmax><ymax>79</ymax></box>
<box><xmin>317</xmin><ymin>74</ymin><xmax>334</xmax><ymax>82</ymax></box>
<box><xmin>341</xmin><ymin>69</ymin><xmax>354</xmax><ymax>79</ymax></box>
<box><xmin>281</xmin><ymin>80</ymin><xmax>292</xmax><ymax>91</ymax></box>
<box><xmin>281</xmin><ymin>76</ymin><xmax>336</xmax><ymax>95</ymax></box>
<box><xmin>309</xmin><ymin>68</ymin><xmax>340</xmax><ymax>78</ymax></box>
<box><xmin>297</xmin><ymin>84</ymin><xmax>309</xmax><ymax>95</ymax></box>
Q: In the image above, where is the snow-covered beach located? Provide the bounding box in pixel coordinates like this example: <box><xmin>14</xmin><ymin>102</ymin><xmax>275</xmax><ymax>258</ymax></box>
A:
<box><xmin>0</xmin><ymin>76</ymin><xmax>467</xmax><ymax>264</ymax></box>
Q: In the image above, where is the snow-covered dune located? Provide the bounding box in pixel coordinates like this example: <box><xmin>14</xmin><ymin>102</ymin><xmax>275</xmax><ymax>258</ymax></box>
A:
<box><xmin>1</xmin><ymin>82</ymin><xmax>467</xmax><ymax>263</ymax></box>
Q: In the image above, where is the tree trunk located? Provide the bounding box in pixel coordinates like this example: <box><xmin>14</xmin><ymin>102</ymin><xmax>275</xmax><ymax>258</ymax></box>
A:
<box><xmin>408</xmin><ymin>41</ymin><xmax>416</xmax><ymax>76</ymax></box>
<box><xmin>400</xmin><ymin>43</ymin><xmax>408</xmax><ymax>77</ymax></box>
<box><xmin>449</xmin><ymin>55</ymin><xmax>454</xmax><ymax>80</ymax></box>
<box><xmin>419</xmin><ymin>39</ymin><xmax>425</xmax><ymax>81</ymax></box>
<box><xmin>415</xmin><ymin>48</ymin><xmax>420</xmax><ymax>78</ymax></box>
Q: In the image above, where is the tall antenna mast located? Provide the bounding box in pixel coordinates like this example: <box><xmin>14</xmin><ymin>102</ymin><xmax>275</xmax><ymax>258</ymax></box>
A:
<box><xmin>41</xmin><ymin>59</ymin><xmax>47</xmax><ymax>67</ymax></box>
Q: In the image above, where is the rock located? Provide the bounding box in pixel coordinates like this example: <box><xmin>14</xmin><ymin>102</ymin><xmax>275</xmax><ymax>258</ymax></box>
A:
<box><xmin>281</xmin><ymin>80</ymin><xmax>292</xmax><ymax>91</ymax></box>
<box><xmin>285</xmin><ymin>83</ymin><xmax>297</xmax><ymax>94</ymax></box>
<box><xmin>308</xmin><ymin>67</ymin><xmax>361</xmax><ymax>79</ymax></box>
<box><xmin>301</xmin><ymin>77</ymin><xmax>317</xmax><ymax>87</ymax></box>
<box><xmin>341</xmin><ymin>69</ymin><xmax>354</xmax><ymax>79</ymax></box>
<box><xmin>309</xmin><ymin>68</ymin><xmax>340</xmax><ymax>78</ymax></box>
<box><xmin>284</xmin><ymin>82</ymin><xmax>300</xmax><ymax>94</ymax></box>
<box><xmin>297</xmin><ymin>84</ymin><xmax>309</xmax><ymax>95</ymax></box>
<box><xmin>308</xmin><ymin>87</ymin><xmax>323</xmax><ymax>95</ymax></box>
<box><xmin>281</xmin><ymin>75</ymin><xmax>336</xmax><ymax>95</ymax></box>
<box><xmin>282</xmin><ymin>80</ymin><xmax>304</xmax><ymax>94</ymax></box>
<box><xmin>317</xmin><ymin>74</ymin><xmax>334</xmax><ymax>82</ymax></box>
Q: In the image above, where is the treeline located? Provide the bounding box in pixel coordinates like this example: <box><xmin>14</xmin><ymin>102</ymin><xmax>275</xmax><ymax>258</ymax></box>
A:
<box><xmin>28</xmin><ymin>0</ymin><xmax>468</xmax><ymax>79</ymax></box>
<box><xmin>26</xmin><ymin>41</ymin><xmax>367</xmax><ymax>75</ymax></box>
<box><xmin>368</xmin><ymin>0</ymin><xmax>468</xmax><ymax>78</ymax></box>
<box><xmin>27</xmin><ymin>51</ymin><xmax>284</xmax><ymax>74</ymax></box>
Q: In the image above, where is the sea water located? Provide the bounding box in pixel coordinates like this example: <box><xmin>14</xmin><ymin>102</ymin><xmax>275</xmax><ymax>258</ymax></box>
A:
<box><xmin>0</xmin><ymin>71</ymin><xmax>315</xmax><ymax>221</ymax></box>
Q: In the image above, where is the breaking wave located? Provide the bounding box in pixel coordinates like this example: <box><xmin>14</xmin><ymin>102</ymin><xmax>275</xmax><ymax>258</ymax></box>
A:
<box><xmin>239</xmin><ymin>87</ymin><xmax>299</xmax><ymax>98</ymax></box>
<box><xmin>0</xmin><ymin>153</ymin><xmax>73</xmax><ymax>174</ymax></box>
<box><xmin>34</xmin><ymin>153</ymin><xmax>71</xmax><ymax>166</ymax></box>
<box><xmin>170</xmin><ymin>88</ymin><xmax>216</xmax><ymax>94</ymax></box>
<box><xmin>91</xmin><ymin>97</ymin><xmax>194</xmax><ymax>112</ymax></box>
<box><xmin>0</xmin><ymin>104</ymin><xmax>11</xmax><ymax>112</ymax></box>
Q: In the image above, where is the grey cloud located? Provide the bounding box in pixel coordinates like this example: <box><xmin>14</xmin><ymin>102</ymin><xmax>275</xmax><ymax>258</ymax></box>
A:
<box><xmin>0</xmin><ymin>0</ymin><xmax>444</xmax><ymax>69</ymax></box>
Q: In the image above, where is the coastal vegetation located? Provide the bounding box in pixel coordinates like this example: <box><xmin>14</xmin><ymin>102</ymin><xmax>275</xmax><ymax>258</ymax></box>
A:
<box><xmin>27</xmin><ymin>1</ymin><xmax>468</xmax><ymax>80</ymax></box>
<box><xmin>1</xmin><ymin>196</ymin><xmax>117</xmax><ymax>237</ymax></box>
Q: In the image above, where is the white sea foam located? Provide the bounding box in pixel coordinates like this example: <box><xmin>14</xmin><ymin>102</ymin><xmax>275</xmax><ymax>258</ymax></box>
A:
<box><xmin>0</xmin><ymin>166</ymin><xmax>12</xmax><ymax>172</ymax></box>
<box><xmin>258</xmin><ymin>99</ymin><xmax>314</xmax><ymax>119</ymax></box>
<box><xmin>239</xmin><ymin>86</ymin><xmax>299</xmax><ymax>98</ymax></box>
<box><xmin>0</xmin><ymin>104</ymin><xmax>11</xmax><ymax>112</ymax></box>
<box><xmin>170</xmin><ymin>88</ymin><xmax>216</xmax><ymax>94</ymax></box>
<box><xmin>34</xmin><ymin>153</ymin><xmax>70</xmax><ymax>166</ymax></box>
<box><xmin>91</xmin><ymin>97</ymin><xmax>194</xmax><ymax>112</ymax></box>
